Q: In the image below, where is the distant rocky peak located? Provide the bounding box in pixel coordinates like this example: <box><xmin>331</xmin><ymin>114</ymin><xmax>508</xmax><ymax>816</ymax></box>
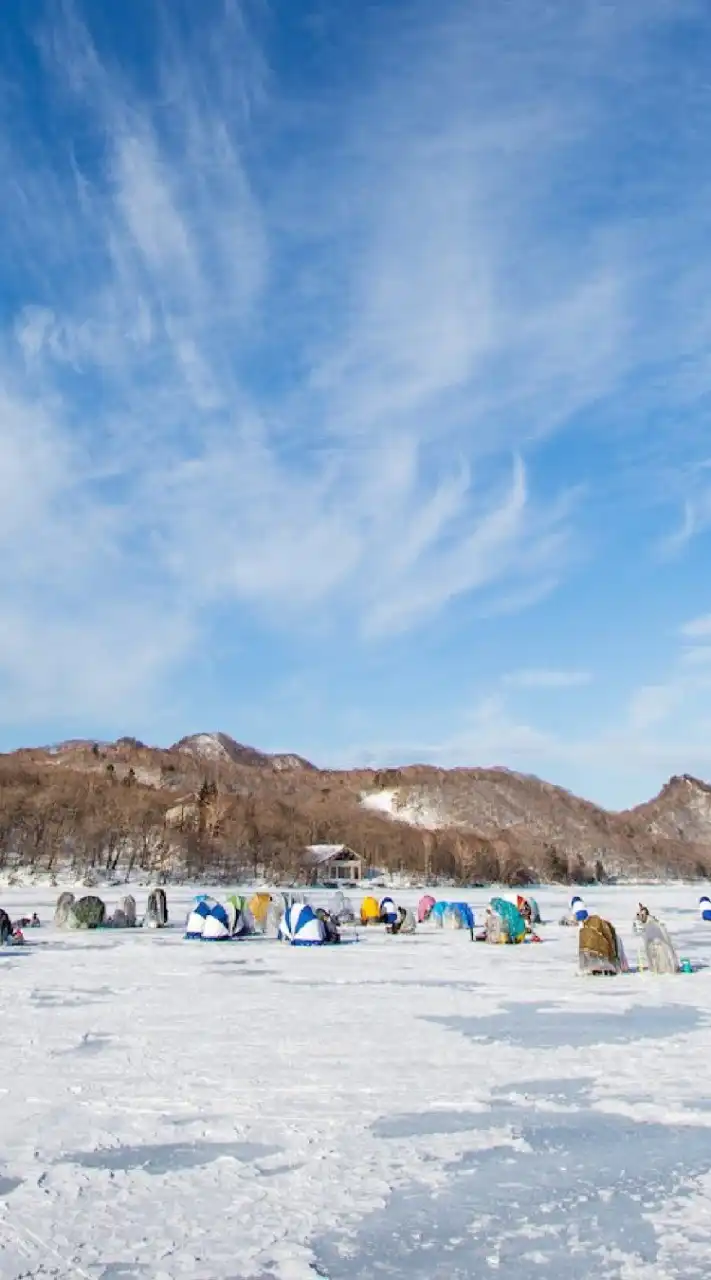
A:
<box><xmin>172</xmin><ymin>733</ymin><xmax>314</xmax><ymax>771</ymax></box>
<box><xmin>174</xmin><ymin>733</ymin><xmax>268</xmax><ymax>766</ymax></box>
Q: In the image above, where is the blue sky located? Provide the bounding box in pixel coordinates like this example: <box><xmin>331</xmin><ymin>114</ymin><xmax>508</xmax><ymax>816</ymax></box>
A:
<box><xmin>2</xmin><ymin>0</ymin><xmax>711</xmax><ymax>808</ymax></box>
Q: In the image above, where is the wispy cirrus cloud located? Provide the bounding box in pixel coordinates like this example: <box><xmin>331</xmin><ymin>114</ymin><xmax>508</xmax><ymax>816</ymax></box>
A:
<box><xmin>659</xmin><ymin>480</ymin><xmax>711</xmax><ymax>558</ymax></box>
<box><xmin>0</xmin><ymin>0</ymin><xmax>709</xmax><ymax>732</ymax></box>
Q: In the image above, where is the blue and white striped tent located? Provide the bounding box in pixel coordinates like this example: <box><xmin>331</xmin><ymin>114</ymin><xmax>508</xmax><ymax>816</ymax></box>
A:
<box><xmin>379</xmin><ymin>896</ymin><xmax>398</xmax><ymax>925</ymax></box>
<box><xmin>571</xmin><ymin>895</ymin><xmax>589</xmax><ymax>923</ymax></box>
<box><xmin>279</xmin><ymin>902</ymin><xmax>327</xmax><ymax>946</ymax></box>
<box><xmin>700</xmin><ymin>896</ymin><xmax>711</xmax><ymax>922</ymax></box>
<box><xmin>184</xmin><ymin>895</ymin><xmax>242</xmax><ymax>941</ymax></box>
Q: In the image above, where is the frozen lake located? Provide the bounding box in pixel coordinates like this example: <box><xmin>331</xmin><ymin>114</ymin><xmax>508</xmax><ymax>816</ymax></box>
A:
<box><xmin>1</xmin><ymin>883</ymin><xmax>711</xmax><ymax>1279</ymax></box>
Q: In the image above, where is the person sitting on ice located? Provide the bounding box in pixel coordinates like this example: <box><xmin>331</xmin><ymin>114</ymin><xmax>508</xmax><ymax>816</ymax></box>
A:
<box><xmin>475</xmin><ymin>900</ymin><xmax>527</xmax><ymax>944</ymax></box>
<box><xmin>516</xmin><ymin>894</ymin><xmax>541</xmax><ymax>926</ymax></box>
<box><xmin>518</xmin><ymin>899</ymin><xmax>533</xmax><ymax>930</ymax></box>
<box><xmin>559</xmin><ymin>894</ymin><xmax>589</xmax><ymax>926</ymax></box>
<box><xmin>641</xmin><ymin>915</ymin><xmax>680</xmax><ymax>974</ymax></box>
<box><xmin>699</xmin><ymin>896</ymin><xmax>711</xmax><ymax>923</ymax></box>
<box><xmin>387</xmin><ymin>906</ymin><xmax>416</xmax><ymax>935</ymax></box>
<box><xmin>0</xmin><ymin>908</ymin><xmax>12</xmax><ymax>945</ymax></box>
<box><xmin>476</xmin><ymin>907</ymin><xmax>503</xmax><ymax>942</ymax></box>
<box><xmin>315</xmin><ymin>909</ymin><xmax>341</xmax><ymax>944</ymax></box>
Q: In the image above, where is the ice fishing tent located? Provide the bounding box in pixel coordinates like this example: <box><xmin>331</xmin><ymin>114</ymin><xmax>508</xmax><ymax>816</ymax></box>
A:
<box><xmin>264</xmin><ymin>896</ymin><xmax>287</xmax><ymax>937</ymax></box>
<box><xmin>329</xmin><ymin>890</ymin><xmax>356</xmax><ymax>923</ymax></box>
<box><xmin>184</xmin><ymin>895</ymin><xmax>249</xmax><ymax>941</ymax></box>
<box><xmin>488</xmin><ymin>897</ymin><xmax>526</xmax><ymax>944</ymax></box>
<box><xmin>0</xmin><ymin>908</ymin><xmax>11</xmax><ymax>944</ymax></box>
<box><xmin>388</xmin><ymin>906</ymin><xmax>416</xmax><ymax>935</ymax></box>
<box><xmin>517</xmin><ymin>894</ymin><xmax>541</xmax><ymax>924</ymax></box>
<box><xmin>397</xmin><ymin>907</ymin><xmax>417</xmax><ymax>934</ymax></box>
<box><xmin>699</xmin><ymin>896</ymin><xmax>711</xmax><ymax>922</ymax></box>
<box><xmin>111</xmin><ymin>895</ymin><xmax>136</xmax><ymax>928</ymax></box>
<box><xmin>641</xmin><ymin>918</ymin><xmax>679</xmax><ymax>974</ymax></box>
<box><xmin>361</xmin><ymin>895</ymin><xmax>381</xmax><ymax>924</ymax></box>
<box><xmin>379</xmin><ymin>896</ymin><xmax>398</xmax><ymax>925</ymax></box>
<box><xmin>418</xmin><ymin>894</ymin><xmax>436</xmax><ymax>923</ymax></box>
<box><xmin>228</xmin><ymin>894</ymin><xmax>255</xmax><ymax>934</ymax></box>
<box><xmin>444</xmin><ymin>902</ymin><xmax>475</xmax><ymax>931</ymax></box>
<box><xmin>54</xmin><ymin>891</ymin><xmax>75</xmax><ymax>927</ymax></box>
<box><xmin>571</xmin><ymin>895</ymin><xmax>589</xmax><ymax>923</ymax></box>
<box><xmin>66</xmin><ymin>896</ymin><xmax>106</xmax><ymax>930</ymax></box>
<box><xmin>145</xmin><ymin>888</ymin><xmax>168</xmax><ymax>928</ymax></box>
<box><xmin>431</xmin><ymin>901</ymin><xmax>449</xmax><ymax>927</ymax></box>
<box><xmin>579</xmin><ymin>915</ymin><xmax>627</xmax><ymax>975</ymax></box>
<box><xmin>249</xmin><ymin>893</ymin><xmax>271</xmax><ymax>932</ymax></box>
<box><xmin>279</xmin><ymin>902</ymin><xmax>328</xmax><ymax>946</ymax></box>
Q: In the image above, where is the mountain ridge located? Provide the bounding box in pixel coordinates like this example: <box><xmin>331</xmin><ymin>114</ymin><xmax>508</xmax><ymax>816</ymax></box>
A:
<box><xmin>2</xmin><ymin>733</ymin><xmax>710</xmax><ymax>883</ymax></box>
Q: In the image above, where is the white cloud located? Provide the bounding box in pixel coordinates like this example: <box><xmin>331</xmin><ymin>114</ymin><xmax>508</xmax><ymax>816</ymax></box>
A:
<box><xmin>660</xmin><ymin>491</ymin><xmax>711</xmax><ymax>557</ymax></box>
<box><xmin>340</xmin><ymin>609</ymin><xmax>711</xmax><ymax>806</ymax></box>
<box><xmin>502</xmin><ymin>668</ymin><xmax>592</xmax><ymax>690</ymax></box>
<box><xmin>0</xmin><ymin>0</ymin><xmax>708</xmax><ymax>725</ymax></box>
<box><xmin>681</xmin><ymin>613</ymin><xmax>711</xmax><ymax>639</ymax></box>
<box><xmin>679</xmin><ymin>646</ymin><xmax>711</xmax><ymax>668</ymax></box>
<box><xmin>346</xmin><ymin>694</ymin><xmax>558</xmax><ymax>773</ymax></box>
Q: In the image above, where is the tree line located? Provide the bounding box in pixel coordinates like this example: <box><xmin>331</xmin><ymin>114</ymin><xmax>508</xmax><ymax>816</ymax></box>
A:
<box><xmin>0</xmin><ymin>756</ymin><xmax>695</xmax><ymax>885</ymax></box>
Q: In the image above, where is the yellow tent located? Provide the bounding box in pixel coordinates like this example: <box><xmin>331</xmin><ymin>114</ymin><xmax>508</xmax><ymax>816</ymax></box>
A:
<box><xmin>249</xmin><ymin>893</ymin><xmax>271</xmax><ymax>931</ymax></box>
<box><xmin>360</xmin><ymin>895</ymin><xmax>381</xmax><ymax>925</ymax></box>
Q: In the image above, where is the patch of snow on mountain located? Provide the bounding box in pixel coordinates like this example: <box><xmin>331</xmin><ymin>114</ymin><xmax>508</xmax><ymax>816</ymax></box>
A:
<box><xmin>178</xmin><ymin>733</ymin><xmax>230</xmax><ymax>761</ymax></box>
<box><xmin>361</xmin><ymin>788</ymin><xmax>445</xmax><ymax>829</ymax></box>
<box><xmin>270</xmin><ymin>753</ymin><xmax>313</xmax><ymax>771</ymax></box>
<box><xmin>361</xmin><ymin>789</ymin><xmax>398</xmax><ymax>816</ymax></box>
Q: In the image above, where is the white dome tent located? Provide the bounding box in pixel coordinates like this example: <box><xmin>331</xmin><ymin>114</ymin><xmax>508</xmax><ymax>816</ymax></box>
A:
<box><xmin>279</xmin><ymin>903</ymin><xmax>328</xmax><ymax>946</ymax></box>
<box><xmin>184</xmin><ymin>895</ymin><xmax>250</xmax><ymax>941</ymax></box>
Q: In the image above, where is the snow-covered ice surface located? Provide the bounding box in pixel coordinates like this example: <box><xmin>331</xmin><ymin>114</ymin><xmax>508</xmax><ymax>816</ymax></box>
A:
<box><xmin>2</xmin><ymin>884</ymin><xmax>711</xmax><ymax>1279</ymax></box>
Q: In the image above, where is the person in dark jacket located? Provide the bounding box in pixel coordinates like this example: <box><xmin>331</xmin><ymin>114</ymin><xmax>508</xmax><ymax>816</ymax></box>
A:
<box><xmin>315</xmin><ymin>909</ymin><xmax>341</xmax><ymax>944</ymax></box>
<box><xmin>388</xmin><ymin>907</ymin><xmax>416</xmax><ymax>935</ymax></box>
<box><xmin>0</xmin><ymin>909</ymin><xmax>13</xmax><ymax>944</ymax></box>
